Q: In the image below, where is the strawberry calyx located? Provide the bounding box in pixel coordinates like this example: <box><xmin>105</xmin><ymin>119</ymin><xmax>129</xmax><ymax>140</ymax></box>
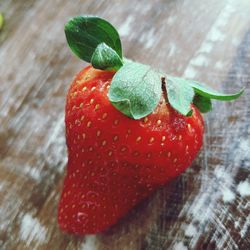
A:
<box><xmin>65</xmin><ymin>16</ymin><xmax>243</xmax><ymax>119</ymax></box>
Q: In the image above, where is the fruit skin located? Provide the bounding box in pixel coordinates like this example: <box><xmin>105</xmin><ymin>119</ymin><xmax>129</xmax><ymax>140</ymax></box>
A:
<box><xmin>58</xmin><ymin>65</ymin><xmax>204</xmax><ymax>234</ymax></box>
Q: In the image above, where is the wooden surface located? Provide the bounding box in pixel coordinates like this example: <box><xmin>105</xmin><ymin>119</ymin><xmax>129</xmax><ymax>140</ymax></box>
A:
<box><xmin>0</xmin><ymin>0</ymin><xmax>249</xmax><ymax>249</ymax></box>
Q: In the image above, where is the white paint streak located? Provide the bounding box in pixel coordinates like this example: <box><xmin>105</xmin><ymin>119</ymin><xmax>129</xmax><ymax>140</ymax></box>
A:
<box><xmin>208</xmin><ymin>2</ymin><xmax>235</xmax><ymax>42</ymax></box>
<box><xmin>234</xmin><ymin>221</ymin><xmax>240</xmax><ymax>229</ymax></box>
<box><xmin>168</xmin><ymin>43</ymin><xmax>177</xmax><ymax>57</ymax></box>
<box><xmin>214</xmin><ymin>166</ymin><xmax>232</xmax><ymax>181</ymax></box>
<box><xmin>80</xmin><ymin>236</ymin><xmax>97</xmax><ymax>250</ymax></box>
<box><xmin>142</xmin><ymin>28</ymin><xmax>157</xmax><ymax>49</ymax></box>
<box><xmin>199</xmin><ymin>42</ymin><xmax>213</xmax><ymax>54</ymax></box>
<box><xmin>22</xmin><ymin>165</ymin><xmax>41</xmax><ymax>181</ymax></box>
<box><xmin>216</xmin><ymin>6</ymin><xmax>234</xmax><ymax>27</ymax></box>
<box><xmin>233</xmin><ymin>139</ymin><xmax>250</xmax><ymax>171</ymax></box>
<box><xmin>119</xmin><ymin>15</ymin><xmax>133</xmax><ymax>37</ymax></box>
<box><xmin>222</xmin><ymin>188</ymin><xmax>235</xmax><ymax>203</ymax></box>
<box><xmin>208</xmin><ymin>27</ymin><xmax>225</xmax><ymax>42</ymax></box>
<box><xmin>237</xmin><ymin>180</ymin><xmax>250</xmax><ymax>197</ymax></box>
<box><xmin>240</xmin><ymin>215</ymin><xmax>250</xmax><ymax>238</ymax></box>
<box><xmin>42</xmin><ymin>114</ymin><xmax>67</xmax><ymax>173</ymax></box>
<box><xmin>43</xmin><ymin>114</ymin><xmax>64</xmax><ymax>150</ymax></box>
<box><xmin>172</xmin><ymin>241</ymin><xmax>188</xmax><ymax>250</ymax></box>
<box><xmin>183</xmin><ymin>0</ymin><xmax>236</xmax><ymax>78</ymax></box>
<box><xmin>0</xmin><ymin>182</ymin><xmax>7</xmax><ymax>192</ymax></box>
<box><xmin>189</xmin><ymin>55</ymin><xmax>209</xmax><ymax>67</ymax></box>
<box><xmin>20</xmin><ymin>213</ymin><xmax>47</xmax><ymax>245</ymax></box>
<box><xmin>0</xmin><ymin>181</ymin><xmax>23</xmax><ymax>231</ymax></box>
<box><xmin>214</xmin><ymin>166</ymin><xmax>236</xmax><ymax>203</ymax></box>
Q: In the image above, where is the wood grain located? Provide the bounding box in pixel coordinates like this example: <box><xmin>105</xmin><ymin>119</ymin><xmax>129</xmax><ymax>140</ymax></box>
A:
<box><xmin>0</xmin><ymin>0</ymin><xmax>249</xmax><ymax>249</ymax></box>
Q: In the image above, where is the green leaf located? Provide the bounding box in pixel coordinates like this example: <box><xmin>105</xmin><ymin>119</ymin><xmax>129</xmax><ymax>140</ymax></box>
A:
<box><xmin>91</xmin><ymin>43</ymin><xmax>123</xmax><ymax>70</ymax></box>
<box><xmin>187</xmin><ymin>80</ymin><xmax>244</xmax><ymax>101</ymax></box>
<box><xmin>65</xmin><ymin>16</ymin><xmax>122</xmax><ymax>62</ymax></box>
<box><xmin>0</xmin><ymin>13</ymin><xmax>4</xmax><ymax>31</ymax></box>
<box><xmin>108</xmin><ymin>62</ymin><xmax>162</xmax><ymax>119</ymax></box>
<box><xmin>193</xmin><ymin>94</ymin><xmax>212</xmax><ymax>113</ymax></box>
<box><xmin>166</xmin><ymin>76</ymin><xmax>195</xmax><ymax>116</ymax></box>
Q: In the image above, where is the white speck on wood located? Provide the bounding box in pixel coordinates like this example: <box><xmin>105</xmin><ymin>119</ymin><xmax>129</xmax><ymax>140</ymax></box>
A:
<box><xmin>234</xmin><ymin>221</ymin><xmax>240</xmax><ymax>229</ymax></box>
<box><xmin>214</xmin><ymin>166</ymin><xmax>232</xmax><ymax>181</ymax></box>
<box><xmin>139</xmin><ymin>28</ymin><xmax>157</xmax><ymax>49</ymax></box>
<box><xmin>168</xmin><ymin>43</ymin><xmax>177</xmax><ymax>57</ymax></box>
<box><xmin>185</xmin><ymin>223</ymin><xmax>198</xmax><ymax>237</ymax></box>
<box><xmin>183</xmin><ymin>66</ymin><xmax>197</xmax><ymax>78</ymax></box>
<box><xmin>222</xmin><ymin>188</ymin><xmax>235</xmax><ymax>203</ymax></box>
<box><xmin>235</xmin><ymin>139</ymin><xmax>250</xmax><ymax>164</ymax></box>
<box><xmin>80</xmin><ymin>235</ymin><xmax>97</xmax><ymax>250</ymax></box>
<box><xmin>214</xmin><ymin>61</ymin><xmax>224</xmax><ymax>70</ymax></box>
<box><xmin>167</xmin><ymin>15</ymin><xmax>176</xmax><ymax>25</ymax></box>
<box><xmin>22</xmin><ymin>165</ymin><xmax>41</xmax><ymax>181</ymax></box>
<box><xmin>119</xmin><ymin>15</ymin><xmax>134</xmax><ymax>37</ymax></box>
<box><xmin>20</xmin><ymin>213</ymin><xmax>47</xmax><ymax>246</ymax></box>
<box><xmin>208</xmin><ymin>27</ymin><xmax>225</xmax><ymax>42</ymax></box>
<box><xmin>0</xmin><ymin>181</ymin><xmax>7</xmax><ymax>192</ymax></box>
<box><xmin>232</xmin><ymin>37</ymin><xmax>241</xmax><ymax>47</ymax></box>
<box><xmin>189</xmin><ymin>55</ymin><xmax>209</xmax><ymax>67</ymax></box>
<box><xmin>236</xmin><ymin>180</ymin><xmax>250</xmax><ymax>197</ymax></box>
<box><xmin>199</xmin><ymin>42</ymin><xmax>213</xmax><ymax>54</ymax></box>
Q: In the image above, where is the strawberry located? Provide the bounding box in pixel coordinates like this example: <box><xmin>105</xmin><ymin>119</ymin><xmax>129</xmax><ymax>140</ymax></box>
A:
<box><xmin>58</xmin><ymin>16</ymin><xmax>243</xmax><ymax>234</ymax></box>
<box><xmin>58</xmin><ymin>66</ymin><xmax>204</xmax><ymax>233</ymax></box>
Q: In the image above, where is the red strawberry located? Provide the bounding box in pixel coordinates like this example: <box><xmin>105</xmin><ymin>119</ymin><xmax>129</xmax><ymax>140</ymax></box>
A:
<box><xmin>58</xmin><ymin>65</ymin><xmax>204</xmax><ymax>234</ymax></box>
<box><xmin>58</xmin><ymin>16</ymin><xmax>242</xmax><ymax>234</ymax></box>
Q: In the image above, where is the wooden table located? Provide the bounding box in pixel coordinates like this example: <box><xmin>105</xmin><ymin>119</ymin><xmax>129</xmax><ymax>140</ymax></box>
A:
<box><xmin>0</xmin><ymin>0</ymin><xmax>249</xmax><ymax>249</ymax></box>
